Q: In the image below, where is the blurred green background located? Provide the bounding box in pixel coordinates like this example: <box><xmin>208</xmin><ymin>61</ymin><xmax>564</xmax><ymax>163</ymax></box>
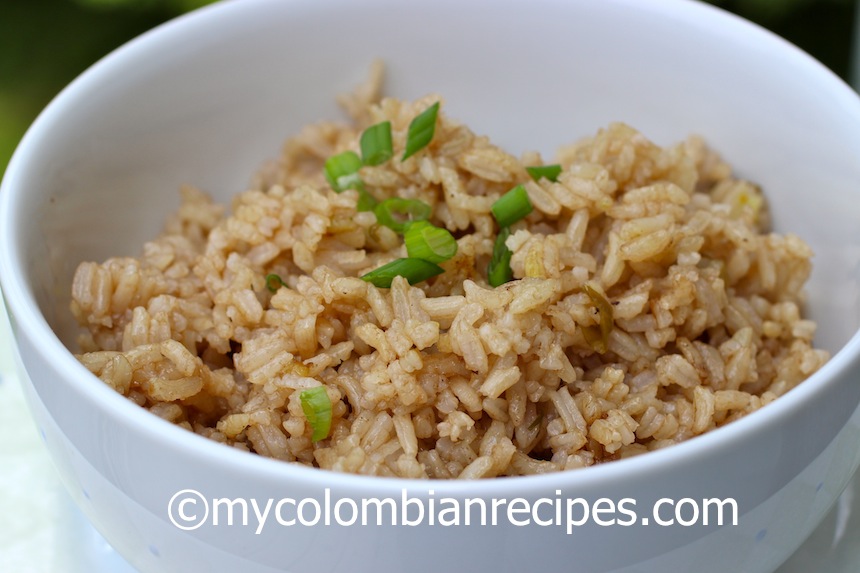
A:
<box><xmin>0</xmin><ymin>0</ymin><xmax>855</xmax><ymax>176</ymax></box>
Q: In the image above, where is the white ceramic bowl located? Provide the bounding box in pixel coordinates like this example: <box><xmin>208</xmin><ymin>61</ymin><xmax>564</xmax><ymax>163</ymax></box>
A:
<box><xmin>3</xmin><ymin>0</ymin><xmax>860</xmax><ymax>571</ymax></box>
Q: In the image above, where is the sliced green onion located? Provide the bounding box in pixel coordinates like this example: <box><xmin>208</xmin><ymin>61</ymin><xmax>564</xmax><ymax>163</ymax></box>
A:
<box><xmin>526</xmin><ymin>164</ymin><xmax>562</xmax><ymax>183</ymax></box>
<box><xmin>402</xmin><ymin>102</ymin><xmax>440</xmax><ymax>160</ymax></box>
<box><xmin>361</xmin><ymin>258</ymin><xmax>444</xmax><ymax>288</ymax></box>
<box><xmin>582</xmin><ymin>283</ymin><xmax>614</xmax><ymax>354</ymax></box>
<box><xmin>299</xmin><ymin>386</ymin><xmax>332</xmax><ymax>442</ymax></box>
<box><xmin>404</xmin><ymin>221</ymin><xmax>458</xmax><ymax>263</ymax></box>
<box><xmin>581</xmin><ymin>325</ymin><xmax>607</xmax><ymax>354</ymax></box>
<box><xmin>491</xmin><ymin>184</ymin><xmax>533</xmax><ymax>228</ymax></box>
<box><xmin>265</xmin><ymin>273</ymin><xmax>287</xmax><ymax>293</ymax></box>
<box><xmin>488</xmin><ymin>227</ymin><xmax>514</xmax><ymax>287</ymax></box>
<box><xmin>373</xmin><ymin>198</ymin><xmax>432</xmax><ymax>233</ymax></box>
<box><xmin>360</xmin><ymin>121</ymin><xmax>393</xmax><ymax>166</ymax></box>
<box><xmin>356</xmin><ymin>189</ymin><xmax>378</xmax><ymax>212</ymax></box>
<box><xmin>324</xmin><ymin>150</ymin><xmax>364</xmax><ymax>192</ymax></box>
<box><xmin>528</xmin><ymin>413</ymin><xmax>544</xmax><ymax>431</ymax></box>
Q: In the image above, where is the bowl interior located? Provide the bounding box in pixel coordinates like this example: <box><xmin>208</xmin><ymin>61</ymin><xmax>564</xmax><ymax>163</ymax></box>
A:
<box><xmin>3</xmin><ymin>0</ymin><xmax>860</xmax><ymax>453</ymax></box>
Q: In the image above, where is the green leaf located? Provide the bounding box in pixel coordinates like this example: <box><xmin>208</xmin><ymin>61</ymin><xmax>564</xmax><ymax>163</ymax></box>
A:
<box><xmin>402</xmin><ymin>102</ymin><xmax>440</xmax><ymax>160</ymax></box>
<box><xmin>525</xmin><ymin>164</ymin><xmax>562</xmax><ymax>183</ymax></box>
<box><xmin>404</xmin><ymin>221</ymin><xmax>458</xmax><ymax>263</ymax></box>
<box><xmin>299</xmin><ymin>386</ymin><xmax>332</xmax><ymax>442</ymax></box>
<box><xmin>373</xmin><ymin>197</ymin><xmax>432</xmax><ymax>233</ymax></box>
<box><xmin>324</xmin><ymin>150</ymin><xmax>363</xmax><ymax>192</ymax></box>
<box><xmin>360</xmin><ymin>121</ymin><xmax>393</xmax><ymax>166</ymax></box>
<box><xmin>361</xmin><ymin>258</ymin><xmax>444</xmax><ymax>288</ymax></box>
<box><xmin>265</xmin><ymin>273</ymin><xmax>287</xmax><ymax>293</ymax></box>
<box><xmin>491</xmin><ymin>184</ymin><xmax>533</xmax><ymax>228</ymax></box>
<box><xmin>488</xmin><ymin>227</ymin><xmax>514</xmax><ymax>287</ymax></box>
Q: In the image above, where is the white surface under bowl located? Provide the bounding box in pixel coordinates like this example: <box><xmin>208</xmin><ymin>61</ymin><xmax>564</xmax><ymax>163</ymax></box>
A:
<box><xmin>2</xmin><ymin>0</ymin><xmax>860</xmax><ymax>572</ymax></box>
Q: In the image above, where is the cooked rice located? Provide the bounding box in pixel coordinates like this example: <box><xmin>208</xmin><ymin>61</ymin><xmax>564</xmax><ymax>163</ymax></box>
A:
<box><xmin>70</xmin><ymin>65</ymin><xmax>829</xmax><ymax>478</ymax></box>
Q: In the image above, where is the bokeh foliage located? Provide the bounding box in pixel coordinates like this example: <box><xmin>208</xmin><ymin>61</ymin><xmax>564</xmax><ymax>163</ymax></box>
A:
<box><xmin>0</xmin><ymin>0</ymin><xmax>216</xmax><ymax>174</ymax></box>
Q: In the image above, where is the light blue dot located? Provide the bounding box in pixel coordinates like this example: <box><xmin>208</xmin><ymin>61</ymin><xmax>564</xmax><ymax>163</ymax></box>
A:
<box><xmin>82</xmin><ymin>488</ymin><xmax>91</xmax><ymax>500</ymax></box>
<box><xmin>149</xmin><ymin>545</ymin><xmax>160</xmax><ymax>557</ymax></box>
<box><xmin>756</xmin><ymin>529</ymin><xmax>767</xmax><ymax>542</ymax></box>
<box><xmin>816</xmin><ymin>481</ymin><xmax>824</xmax><ymax>492</ymax></box>
<box><xmin>39</xmin><ymin>427</ymin><xmax>46</xmax><ymax>442</ymax></box>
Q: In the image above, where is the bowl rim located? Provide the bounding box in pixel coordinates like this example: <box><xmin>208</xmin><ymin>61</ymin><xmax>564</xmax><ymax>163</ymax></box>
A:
<box><xmin>2</xmin><ymin>0</ymin><xmax>860</xmax><ymax>495</ymax></box>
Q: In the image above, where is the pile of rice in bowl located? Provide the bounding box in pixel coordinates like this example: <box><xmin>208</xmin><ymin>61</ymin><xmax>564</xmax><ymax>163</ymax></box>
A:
<box><xmin>71</xmin><ymin>66</ymin><xmax>829</xmax><ymax>478</ymax></box>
